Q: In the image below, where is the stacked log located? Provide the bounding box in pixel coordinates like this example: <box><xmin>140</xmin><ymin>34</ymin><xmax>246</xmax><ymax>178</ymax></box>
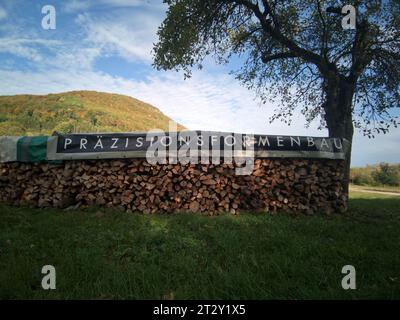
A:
<box><xmin>0</xmin><ymin>158</ymin><xmax>347</xmax><ymax>214</ymax></box>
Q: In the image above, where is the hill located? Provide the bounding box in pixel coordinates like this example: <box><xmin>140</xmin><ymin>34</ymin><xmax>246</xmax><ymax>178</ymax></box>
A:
<box><xmin>0</xmin><ymin>91</ymin><xmax>185</xmax><ymax>136</ymax></box>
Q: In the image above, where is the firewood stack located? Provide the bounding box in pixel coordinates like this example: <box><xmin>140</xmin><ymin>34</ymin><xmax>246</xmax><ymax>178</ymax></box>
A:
<box><xmin>0</xmin><ymin>158</ymin><xmax>347</xmax><ymax>214</ymax></box>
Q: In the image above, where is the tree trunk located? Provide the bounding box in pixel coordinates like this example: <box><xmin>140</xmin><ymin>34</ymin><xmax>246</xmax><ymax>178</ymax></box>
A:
<box><xmin>323</xmin><ymin>75</ymin><xmax>355</xmax><ymax>208</ymax></box>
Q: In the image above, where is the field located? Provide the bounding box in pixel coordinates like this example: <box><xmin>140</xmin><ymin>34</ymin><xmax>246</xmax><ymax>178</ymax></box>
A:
<box><xmin>0</xmin><ymin>191</ymin><xmax>399</xmax><ymax>299</ymax></box>
<box><xmin>350</xmin><ymin>184</ymin><xmax>400</xmax><ymax>194</ymax></box>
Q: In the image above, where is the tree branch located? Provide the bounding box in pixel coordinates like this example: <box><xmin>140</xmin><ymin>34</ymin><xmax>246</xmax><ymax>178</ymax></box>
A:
<box><xmin>232</xmin><ymin>0</ymin><xmax>331</xmax><ymax>75</ymax></box>
<box><xmin>349</xmin><ymin>20</ymin><xmax>372</xmax><ymax>81</ymax></box>
<box><xmin>261</xmin><ymin>51</ymin><xmax>297</xmax><ymax>63</ymax></box>
<box><xmin>316</xmin><ymin>0</ymin><xmax>329</xmax><ymax>61</ymax></box>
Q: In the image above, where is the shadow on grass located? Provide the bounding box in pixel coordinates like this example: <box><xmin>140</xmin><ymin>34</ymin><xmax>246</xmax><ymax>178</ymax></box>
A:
<box><xmin>348</xmin><ymin>193</ymin><xmax>400</xmax><ymax>221</ymax></box>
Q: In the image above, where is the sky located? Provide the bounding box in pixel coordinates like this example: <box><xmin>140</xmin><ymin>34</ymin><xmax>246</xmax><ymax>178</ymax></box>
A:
<box><xmin>0</xmin><ymin>0</ymin><xmax>398</xmax><ymax>167</ymax></box>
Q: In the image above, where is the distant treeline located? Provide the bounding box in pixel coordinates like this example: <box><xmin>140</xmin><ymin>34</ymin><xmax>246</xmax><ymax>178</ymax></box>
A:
<box><xmin>350</xmin><ymin>163</ymin><xmax>400</xmax><ymax>186</ymax></box>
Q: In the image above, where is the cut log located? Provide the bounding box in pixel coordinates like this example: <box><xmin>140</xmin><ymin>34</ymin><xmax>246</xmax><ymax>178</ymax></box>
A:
<box><xmin>0</xmin><ymin>158</ymin><xmax>346</xmax><ymax>214</ymax></box>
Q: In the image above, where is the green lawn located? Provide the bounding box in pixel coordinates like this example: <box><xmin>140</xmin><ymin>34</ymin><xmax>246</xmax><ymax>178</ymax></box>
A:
<box><xmin>0</xmin><ymin>192</ymin><xmax>399</xmax><ymax>299</ymax></box>
<box><xmin>350</xmin><ymin>184</ymin><xmax>400</xmax><ymax>193</ymax></box>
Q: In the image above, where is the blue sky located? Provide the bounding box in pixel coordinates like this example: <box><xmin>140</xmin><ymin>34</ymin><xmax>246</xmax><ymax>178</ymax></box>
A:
<box><xmin>0</xmin><ymin>0</ymin><xmax>398</xmax><ymax>166</ymax></box>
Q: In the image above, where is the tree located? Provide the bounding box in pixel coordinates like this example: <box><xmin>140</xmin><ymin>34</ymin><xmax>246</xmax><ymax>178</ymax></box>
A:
<box><xmin>153</xmin><ymin>0</ymin><xmax>400</xmax><ymax>202</ymax></box>
<box><xmin>372</xmin><ymin>162</ymin><xmax>400</xmax><ymax>186</ymax></box>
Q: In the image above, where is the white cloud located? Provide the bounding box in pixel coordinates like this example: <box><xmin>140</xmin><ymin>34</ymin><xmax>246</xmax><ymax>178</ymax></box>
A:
<box><xmin>63</xmin><ymin>0</ymin><xmax>159</xmax><ymax>13</ymax></box>
<box><xmin>49</xmin><ymin>47</ymin><xmax>102</xmax><ymax>71</ymax></box>
<box><xmin>0</xmin><ymin>38</ymin><xmax>63</xmax><ymax>63</ymax></box>
<box><xmin>99</xmin><ymin>0</ymin><xmax>147</xmax><ymax>7</ymax></box>
<box><xmin>63</xmin><ymin>0</ymin><xmax>91</xmax><ymax>13</ymax></box>
<box><xmin>75</xmin><ymin>13</ymin><xmax>159</xmax><ymax>63</ymax></box>
<box><xmin>0</xmin><ymin>36</ymin><xmax>101</xmax><ymax>71</ymax></box>
<box><xmin>0</xmin><ymin>6</ymin><xmax>7</xmax><ymax>20</ymax></box>
<box><xmin>129</xmin><ymin>72</ymin><xmax>325</xmax><ymax>136</ymax></box>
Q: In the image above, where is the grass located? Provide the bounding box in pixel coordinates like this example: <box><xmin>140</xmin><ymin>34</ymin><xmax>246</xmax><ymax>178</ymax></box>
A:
<box><xmin>0</xmin><ymin>91</ymin><xmax>185</xmax><ymax>136</ymax></box>
<box><xmin>350</xmin><ymin>184</ymin><xmax>400</xmax><ymax>193</ymax></box>
<box><xmin>0</xmin><ymin>191</ymin><xmax>399</xmax><ymax>299</ymax></box>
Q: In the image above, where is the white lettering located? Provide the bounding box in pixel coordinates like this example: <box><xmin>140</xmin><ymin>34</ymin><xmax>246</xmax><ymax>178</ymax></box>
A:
<box><xmin>341</xmin><ymin>265</ymin><xmax>356</xmax><ymax>289</ymax></box>
<box><xmin>94</xmin><ymin>138</ymin><xmax>103</xmax><ymax>149</ymax></box>
<box><xmin>320</xmin><ymin>138</ymin><xmax>329</xmax><ymax>149</ymax></box>
<box><xmin>80</xmin><ymin>138</ymin><xmax>87</xmax><ymax>150</ymax></box>
<box><xmin>290</xmin><ymin>136</ymin><xmax>301</xmax><ymax>147</ymax></box>
<box><xmin>342</xmin><ymin>5</ymin><xmax>356</xmax><ymax>30</ymax></box>
<box><xmin>333</xmin><ymin>138</ymin><xmax>343</xmax><ymax>149</ymax></box>
<box><xmin>111</xmin><ymin>138</ymin><xmax>119</xmax><ymax>149</ymax></box>
<box><xmin>276</xmin><ymin>136</ymin><xmax>284</xmax><ymax>147</ymax></box>
<box><xmin>64</xmin><ymin>138</ymin><xmax>72</xmax><ymax>150</ymax></box>
<box><xmin>41</xmin><ymin>265</ymin><xmax>56</xmax><ymax>290</ymax></box>
<box><xmin>41</xmin><ymin>5</ymin><xmax>56</xmax><ymax>30</ymax></box>
<box><xmin>197</xmin><ymin>135</ymin><xmax>204</xmax><ymax>147</ymax></box>
<box><xmin>224</xmin><ymin>135</ymin><xmax>236</xmax><ymax>147</ymax></box>
<box><xmin>258</xmin><ymin>136</ymin><xmax>270</xmax><ymax>147</ymax></box>
<box><xmin>136</xmin><ymin>137</ymin><xmax>143</xmax><ymax>147</ymax></box>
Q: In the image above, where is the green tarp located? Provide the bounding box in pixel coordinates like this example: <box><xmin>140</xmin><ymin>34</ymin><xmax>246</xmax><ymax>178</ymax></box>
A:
<box><xmin>16</xmin><ymin>136</ymin><xmax>48</xmax><ymax>163</ymax></box>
